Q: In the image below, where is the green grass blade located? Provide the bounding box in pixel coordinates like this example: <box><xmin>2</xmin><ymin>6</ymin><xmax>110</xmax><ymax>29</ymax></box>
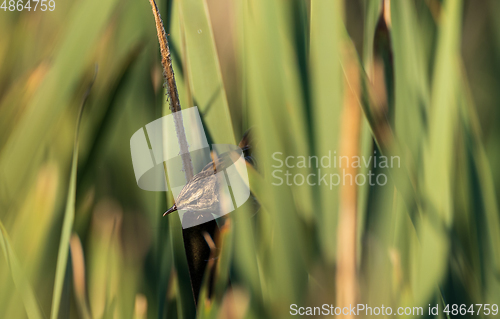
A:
<box><xmin>310</xmin><ymin>0</ymin><xmax>344</xmax><ymax>263</ymax></box>
<box><xmin>244</xmin><ymin>0</ymin><xmax>309</xmax><ymax>305</ymax></box>
<box><xmin>357</xmin><ymin>0</ymin><xmax>380</xmax><ymax>263</ymax></box>
<box><xmin>391</xmin><ymin>0</ymin><xmax>430</xmax><ymax>172</ymax></box>
<box><xmin>0</xmin><ymin>221</ymin><xmax>44</xmax><ymax>319</ymax></box>
<box><xmin>460</xmin><ymin>75</ymin><xmax>500</xmax><ymax>274</ymax></box>
<box><xmin>50</xmin><ymin>71</ymin><xmax>96</xmax><ymax>319</ymax></box>
<box><xmin>414</xmin><ymin>0</ymin><xmax>462</xmax><ymax>306</ymax></box>
<box><xmin>177</xmin><ymin>0</ymin><xmax>235</xmax><ymax>145</ymax></box>
<box><xmin>424</xmin><ymin>0</ymin><xmax>463</xmax><ymax>226</ymax></box>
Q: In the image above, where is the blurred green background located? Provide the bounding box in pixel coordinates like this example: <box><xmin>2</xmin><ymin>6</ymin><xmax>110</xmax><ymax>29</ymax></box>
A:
<box><xmin>1</xmin><ymin>0</ymin><xmax>500</xmax><ymax>318</ymax></box>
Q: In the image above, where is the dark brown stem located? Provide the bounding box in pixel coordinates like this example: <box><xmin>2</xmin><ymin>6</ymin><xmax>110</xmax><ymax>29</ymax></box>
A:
<box><xmin>148</xmin><ymin>0</ymin><xmax>219</xmax><ymax>309</ymax></box>
<box><xmin>148</xmin><ymin>0</ymin><xmax>180</xmax><ymax>112</ymax></box>
<box><xmin>148</xmin><ymin>0</ymin><xmax>194</xmax><ymax>180</ymax></box>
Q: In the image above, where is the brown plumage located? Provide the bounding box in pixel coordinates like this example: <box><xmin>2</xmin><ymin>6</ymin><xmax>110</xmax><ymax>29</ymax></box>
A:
<box><xmin>165</xmin><ymin>129</ymin><xmax>254</xmax><ymax>304</ymax></box>
<box><xmin>164</xmin><ymin>129</ymin><xmax>254</xmax><ymax>217</ymax></box>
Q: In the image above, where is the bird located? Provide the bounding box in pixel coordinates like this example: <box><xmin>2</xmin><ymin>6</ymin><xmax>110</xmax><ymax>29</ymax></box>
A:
<box><xmin>163</xmin><ymin>129</ymin><xmax>255</xmax><ymax>304</ymax></box>
<box><xmin>163</xmin><ymin>129</ymin><xmax>255</xmax><ymax>218</ymax></box>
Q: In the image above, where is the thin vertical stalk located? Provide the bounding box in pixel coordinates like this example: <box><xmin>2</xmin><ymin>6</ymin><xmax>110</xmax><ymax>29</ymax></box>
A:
<box><xmin>149</xmin><ymin>0</ymin><xmax>194</xmax><ymax>181</ymax></box>
<box><xmin>50</xmin><ymin>68</ymin><xmax>97</xmax><ymax>319</ymax></box>
<box><xmin>336</xmin><ymin>44</ymin><xmax>361</xmax><ymax>318</ymax></box>
<box><xmin>148</xmin><ymin>0</ymin><xmax>220</xmax><ymax>308</ymax></box>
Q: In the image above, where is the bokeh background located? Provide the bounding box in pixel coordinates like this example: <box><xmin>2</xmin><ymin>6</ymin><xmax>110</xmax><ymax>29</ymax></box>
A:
<box><xmin>1</xmin><ymin>0</ymin><xmax>500</xmax><ymax>318</ymax></box>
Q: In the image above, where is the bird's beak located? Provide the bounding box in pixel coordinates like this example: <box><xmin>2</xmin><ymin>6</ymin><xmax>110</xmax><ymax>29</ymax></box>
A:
<box><xmin>163</xmin><ymin>204</ymin><xmax>178</xmax><ymax>216</ymax></box>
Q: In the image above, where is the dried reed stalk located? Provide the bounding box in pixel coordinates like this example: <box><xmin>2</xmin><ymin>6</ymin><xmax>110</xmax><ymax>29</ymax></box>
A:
<box><xmin>336</xmin><ymin>43</ymin><xmax>361</xmax><ymax>318</ymax></box>
<box><xmin>148</xmin><ymin>0</ymin><xmax>194</xmax><ymax>180</ymax></box>
<box><xmin>148</xmin><ymin>0</ymin><xmax>220</xmax><ymax>307</ymax></box>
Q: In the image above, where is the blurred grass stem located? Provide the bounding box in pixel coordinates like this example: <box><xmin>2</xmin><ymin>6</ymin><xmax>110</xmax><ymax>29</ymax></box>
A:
<box><xmin>50</xmin><ymin>66</ymin><xmax>97</xmax><ymax>319</ymax></box>
<box><xmin>336</xmin><ymin>45</ymin><xmax>361</xmax><ymax>317</ymax></box>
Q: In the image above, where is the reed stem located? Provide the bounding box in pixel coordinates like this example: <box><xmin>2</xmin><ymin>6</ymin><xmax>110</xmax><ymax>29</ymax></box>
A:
<box><xmin>148</xmin><ymin>0</ymin><xmax>194</xmax><ymax>181</ymax></box>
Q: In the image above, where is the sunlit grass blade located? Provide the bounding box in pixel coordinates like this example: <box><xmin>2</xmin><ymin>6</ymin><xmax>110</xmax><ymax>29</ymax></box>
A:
<box><xmin>309</xmin><ymin>0</ymin><xmax>344</xmax><ymax>264</ymax></box>
<box><xmin>177</xmin><ymin>0</ymin><xmax>235</xmax><ymax>145</ymax></box>
<box><xmin>0</xmin><ymin>221</ymin><xmax>44</xmax><ymax>319</ymax></box>
<box><xmin>70</xmin><ymin>234</ymin><xmax>92</xmax><ymax>319</ymax></box>
<box><xmin>423</xmin><ymin>0</ymin><xmax>462</xmax><ymax>226</ymax></box>
<box><xmin>50</xmin><ymin>70</ymin><xmax>97</xmax><ymax>319</ymax></box>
